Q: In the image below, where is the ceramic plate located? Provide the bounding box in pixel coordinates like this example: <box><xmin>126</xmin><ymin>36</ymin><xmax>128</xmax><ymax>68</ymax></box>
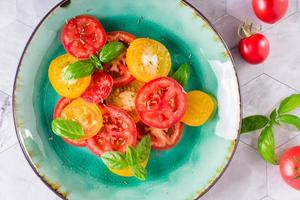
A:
<box><xmin>13</xmin><ymin>0</ymin><xmax>241</xmax><ymax>199</ymax></box>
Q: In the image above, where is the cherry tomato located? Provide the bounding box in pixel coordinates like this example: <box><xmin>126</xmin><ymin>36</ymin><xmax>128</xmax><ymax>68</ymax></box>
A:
<box><xmin>280</xmin><ymin>146</ymin><xmax>300</xmax><ymax>190</ymax></box>
<box><xmin>60</xmin><ymin>98</ymin><xmax>103</xmax><ymax>140</ymax></box>
<box><xmin>126</xmin><ymin>38</ymin><xmax>171</xmax><ymax>82</ymax></box>
<box><xmin>137</xmin><ymin>121</ymin><xmax>184</xmax><ymax>150</ymax></box>
<box><xmin>104</xmin><ymin>31</ymin><xmax>136</xmax><ymax>87</ymax></box>
<box><xmin>81</xmin><ymin>71</ymin><xmax>113</xmax><ymax>103</ymax></box>
<box><xmin>106</xmin><ymin>80</ymin><xmax>144</xmax><ymax>122</ymax></box>
<box><xmin>239</xmin><ymin>33</ymin><xmax>270</xmax><ymax>64</ymax></box>
<box><xmin>253</xmin><ymin>0</ymin><xmax>288</xmax><ymax>24</ymax></box>
<box><xmin>61</xmin><ymin>15</ymin><xmax>106</xmax><ymax>59</ymax></box>
<box><xmin>53</xmin><ymin>97</ymin><xmax>87</xmax><ymax>146</ymax></box>
<box><xmin>48</xmin><ymin>54</ymin><xmax>91</xmax><ymax>98</ymax></box>
<box><xmin>182</xmin><ymin>91</ymin><xmax>217</xmax><ymax>126</ymax></box>
<box><xmin>135</xmin><ymin>77</ymin><xmax>187</xmax><ymax>129</ymax></box>
<box><xmin>87</xmin><ymin>105</ymin><xmax>137</xmax><ymax>156</ymax></box>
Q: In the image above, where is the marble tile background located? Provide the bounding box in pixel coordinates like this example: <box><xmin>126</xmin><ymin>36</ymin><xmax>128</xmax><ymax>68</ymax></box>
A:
<box><xmin>0</xmin><ymin>0</ymin><xmax>299</xmax><ymax>199</ymax></box>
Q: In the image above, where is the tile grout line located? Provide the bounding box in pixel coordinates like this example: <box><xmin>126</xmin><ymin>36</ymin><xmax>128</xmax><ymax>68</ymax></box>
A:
<box><xmin>0</xmin><ymin>143</ymin><xmax>17</xmax><ymax>155</ymax></box>
<box><xmin>239</xmin><ymin>140</ymin><xmax>258</xmax><ymax>151</ymax></box>
<box><xmin>263</xmin><ymin>73</ymin><xmax>300</xmax><ymax>92</ymax></box>
<box><xmin>16</xmin><ymin>19</ymin><xmax>35</xmax><ymax>29</ymax></box>
<box><xmin>240</xmin><ymin>73</ymin><xmax>265</xmax><ymax>88</ymax></box>
<box><xmin>276</xmin><ymin>134</ymin><xmax>300</xmax><ymax>149</ymax></box>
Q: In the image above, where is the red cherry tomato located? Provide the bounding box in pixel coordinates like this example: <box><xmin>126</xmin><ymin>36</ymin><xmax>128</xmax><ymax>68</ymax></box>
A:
<box><xmin>104</xmin><ymin>31</ymin><xmax>136</xmax><ymax>87</ymax></box>
<box><xmin>81</xmin><ymin>71</ymin><xmax>113</xmax><ymax>103</ymax></box>
<box><xmin>135</xmin><ymin>77</ymin><xmax>187</xmax><ymax>129</ymax></box>
<box><xmin>239</xmin><ymin>33</ymin><xmax>270</xmax><ymax>64</ymax></box>
<box><xmin>137</xmin><ymin>121</ymin><xmax>184</xmax><ymax>150</ymax></box>
<box><xmin>280</xmin><ymin>146</ymin><xmax>300</xmax><ymax>190</ymax></box>
<box><xmin>87</xmin><ymin>105</ymin><xmax>137</xmax><ymax>156</ymax></box>
<box><xmin>253</xmin><ymin>0</ymin><xmax>288</xmax><ymax>24</ymax></box>
<box><xmin>53</xmin><ymin>97</ymin><xmax>86</xmax><ymax>147</ymax></box>
<box><xmin>61</xmin><ymin>15</ymin><xmax>106</xmax><ymax>59</ymax></box>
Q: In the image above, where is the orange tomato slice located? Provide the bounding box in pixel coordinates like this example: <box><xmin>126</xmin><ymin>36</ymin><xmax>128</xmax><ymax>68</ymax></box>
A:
<box><xmin>108</xmin><ymin>159</ymin><xmax>148</xmax><ymax>177</ymax></box>
<box><xmin>126</xmin><ymin>38</ymin><xmax>171</xmax><ymax>82</ymax></box>
<box><xmin>182</xmin><ymin>91</ymin><xmax>217</xmax><ymax>126</ymax></box>
<box><xmin>60</xmin><ymin>98</ymin><xmax>103</xmax><ymax>140</ymax></box>
<box><xmin>48</xmin><ymin>54</ymin><xmax>91</xmax><ymax>98</ymax></box>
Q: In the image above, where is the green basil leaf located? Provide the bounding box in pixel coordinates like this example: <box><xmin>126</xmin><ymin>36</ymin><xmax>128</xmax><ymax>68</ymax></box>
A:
<box><xmin>89</xmin><ymin>55</ymin><xmax>103</xmax><ymax>70</ymax></box>
<box><xmin>136</xmin><ymin>136</ymin><xmax>151</xmax><ymax>163</ymax></box>
<box><xmin>51</xmin><ymin>119</ymin><xmax>84</xmax><ymax>140</ymax></box>
<box><xmin>241</xmin><ymin>115</ymin><xmax>269</xmax><ymax>134</ymax></box>
<box><xmin>99</xmin><ymin>42</ymin><xmax>126</xmax><ymax>63</ymax></box>
<box><xmin>126</xmin><ymin>146</ymin><xmax>138</xmax><ymax>166</ymax></box>
<box><xmin>101</xmin><ymin>151</ymin><xmax>128</xmax><ymax>170</ymax></box>
<box><xmin>258</xmin><ymin>126</ymin><xmax>278</xmax><ymax>165</ymax></box>
<box><xmin>279</xmin><ymin>114</ymin><xmax>300</xmax><ymax>130</ymax></box>
<box><xmin>64</xmin><ymin>60</ymin><xmax>95</xmax><ymax>80</ymax></box>
<box><xmin>171</xmin><ymin>63</ymin><xmax>191</xmax><ymax>87</ymax></box>
<box><xmin>269</xmin><ymin>109</ymin><xmax>278</xmax><ymax>125</ymax></box>
<box><xmin>278</xmin><ymin>94</ymin><xmax>300</xmax><ymax>114</ymax></box>
<box><xmin>132</xmin><ymin>165</ymin><xmax>147</xmax><ymax>181</ymax></box>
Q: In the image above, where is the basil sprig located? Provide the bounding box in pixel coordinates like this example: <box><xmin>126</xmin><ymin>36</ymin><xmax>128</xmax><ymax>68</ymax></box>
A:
<box><xmin>171</xmin><ymin>63</ymin><xmax>191</xmax><ymax>87</ymax></box>
<box><xmin>242</xmin><ymin>93</ymin><xmax>300</xmax><ymax>165</ymax></box>
<box><xmin>64</xmin><ymin>42</ymin><xmax>126</xmax><ymax>80</ymax></box>
<box><xmin>51</xmin><ymin>119</ymin><xmax>84</xmax><ymax>140</ymax></box>
<box><xmin>101</xmin><ymin>136</ymin><xmax>151</xmax><ymax>180</ymax></box>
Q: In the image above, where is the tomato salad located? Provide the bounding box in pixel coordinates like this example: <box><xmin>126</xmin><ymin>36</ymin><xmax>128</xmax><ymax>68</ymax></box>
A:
<box><xmin>49</xmin><ymin>15</ymin><xmax>217</xmax><ymax>180</ymax></box>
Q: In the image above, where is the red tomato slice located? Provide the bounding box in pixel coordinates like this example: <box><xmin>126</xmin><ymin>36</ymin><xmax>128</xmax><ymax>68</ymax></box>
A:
<box><xmin>137</xmin><ymin>121</ymin><xmax>184</xmax><ymax>150</ymax></box>
<box><xmin>63</xmin><ymin>138</ymin><xmax>86</xmax><ymax>147</ymax></box>
<box><xmin>87</xmin><ymin>105</ymin><xmax>137</xmax><ymax>156</ymax></box>
<box><xmin>53</xmin><ymin>97</ymin><xmax>87</xmax><ymax>147</ymax></box>
<box><xmin>61</xmin><ymin>15</ymin><xmax>106</xmax><ymax>59</ymax></box>
<box><xmin>104</xmin><ymin>31</ymin><xmax>136</xmax><ymax>87</ymax></box>
<box><xmin>81</xmin><ymin>71</ymin><xmax>113</xmax><ymax>103</ymax></box>
<box><xmin>135</xmin><ymin>77</ymin><xmax>187</xmax><ymax>129</ymax></box>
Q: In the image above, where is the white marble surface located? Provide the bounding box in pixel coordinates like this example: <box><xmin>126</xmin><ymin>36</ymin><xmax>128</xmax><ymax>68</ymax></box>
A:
<box><xmin>0</xmin><ymin>0</ymin><xmax>299</xmax><ymax>200</ymax></box>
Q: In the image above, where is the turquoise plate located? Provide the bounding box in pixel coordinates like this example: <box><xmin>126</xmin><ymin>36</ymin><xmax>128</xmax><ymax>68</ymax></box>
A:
<box><xmin>13</xmin><ymin>0</ymin><xmax>241</xmax><ymax>199</ymax></box>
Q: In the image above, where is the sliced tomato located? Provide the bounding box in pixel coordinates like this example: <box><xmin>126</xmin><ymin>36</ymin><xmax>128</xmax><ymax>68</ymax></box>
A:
<box><xmin>106</xmin><ymin>80</ymin><xmax>144</xmax><ymax>122</ymax></box>
<box><xmin>137</xmin><ymin>121</ymin><xmax>184</xmax><ymax>150</ymax></box>
<box><xmin>104</xmin><ymin>31</ymin><xmax>136</xmax><ymax>87</ymax></box>
<box><xmin>54</xmin><ymin>98</ymin><xmax>87</xmax><ymax>146</ymax></box>
<box><xmin>63</xmin><ymin>138</ymin><xmax>86</xmax><ymax>147</ymax></box>
<box><xmin>48</xmin><ymin>54</ymin><xmax>91</xmax><ymax>98</ymax></box>
<box><xmin>61</xmin><ymin>15</ymin><xmax>106</xmax><ymax>59</ymax></box>
<box><xmin>87</xmin><ymin>105</ymin><xmax>137</xmax><ymax>156</ymax></box>
<box><xmin>135</xmin><ymin>77</ymin><xmax>187</xmax><ymax>129</ymax></box>
<box><xmin>81</xmin><ymin>71</ymin><xmax>113</xmax><ymax>103</ymax></box>
<box><xmin>126</xmin><ymin>38</ymin><xmax>171</xmax><ymax>82</ymax></box>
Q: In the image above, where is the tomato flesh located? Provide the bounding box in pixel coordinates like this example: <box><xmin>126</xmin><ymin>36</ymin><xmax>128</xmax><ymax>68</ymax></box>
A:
<box><xmin>81</xmin><ymin>71</ymin><xmax>113</xmax><ymax>103</ymax></box>
<box><xmin>61</xmin><ymin>15</ymin><xmax>106</xmax><ymax>59</ymax></box>
<box><xmin>135</xmin><ymin>77</ymin><xmax>187</xmax><ymax>129</ymax></box>
<box><xmin>87</xmin><ymin>105</ymin><xmax>137</xmax><ymax>156</ymax></box>
<box><xmin>104</xmin><ymin>31</ymin><xmax>136</xmax><ymax>87</ymax></box>
<box><xmin>137</xmin><ymin>121</ymin><xmax>184</xmax><ymax>150</ymax></box>
<box><xmin>280</xmin><ymin>146</ymin><xmax>300</xmax><ymax>190</ymax></box>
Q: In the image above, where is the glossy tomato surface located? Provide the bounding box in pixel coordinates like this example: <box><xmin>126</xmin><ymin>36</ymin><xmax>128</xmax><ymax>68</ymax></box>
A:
<box><xmin>280</xmin><ymin>146</ymin><xmax>300</xmax><ymax>190</ymax></box>
<box><xmin>81</xmin><ymin>71</ymin><xmax>113</xmax><ymax>103</ymax></box>
<box><xmin>61</xmin><ymin>15</ymin><xmax>106</xmax><ymax>59</ymax></box>
<box><xmin>137</xmin><ymin>121</ymin><xmax>184</xmax><ymax>150</ymax></box>
<box><xmin>87</xmin><ymin>105</ymin><xmax>137</xmax><ymax>156</ymax></box>
<box><xmin>135</xmin><ymin>77</ymin><xmax>187</xmax><ymax>129</ymax></box>
<box><xmin>104</xmin><ymin>31</ymin><xmax>135</xmax><ymax>87</ymax></box>
<box><xmin>253</xmin><ymin>0</ymin><xmax>288</xmax><ymax>24</ymax></box>
<box><xmin>239</xmin><ymin>33</ymin><xmax>270</xmax><ymax>64</ymax></box>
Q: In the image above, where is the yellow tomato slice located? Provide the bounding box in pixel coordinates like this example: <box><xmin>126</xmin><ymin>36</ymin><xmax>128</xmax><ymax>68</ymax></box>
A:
<box><xmin>106</xmin><ymin>80</ymin><xmax>144</xmax><ymax>122</ymax></box>
<box><xmin>60</xmin><ymin>98</ymin><xmax>103</xmax><ymax>140</ymax></box>
<box><xmin>126</xmin><ymin>38</ymin><xmax>171</xmax><ymax>82</ymax></box>
<box><xmin>108</xmin><ymin>159</ymin><xmax>148</xmax><ymax>177</ymax></box>
<box><xmin>182</xmin><ymin>91</ymin><xmax>217</xmax><ymax>126</ymax></box>
<box><xmin>48</xmin><ymin>54</ymin><xmax>91</xmax><ymax>98</ymax></box>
